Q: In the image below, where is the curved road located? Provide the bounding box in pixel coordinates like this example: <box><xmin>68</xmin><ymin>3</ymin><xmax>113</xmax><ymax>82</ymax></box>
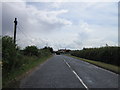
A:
<box><xmin>20</xmin><ymin>55</ymin><xmax>119</xmax><ymax>89</ymax></box>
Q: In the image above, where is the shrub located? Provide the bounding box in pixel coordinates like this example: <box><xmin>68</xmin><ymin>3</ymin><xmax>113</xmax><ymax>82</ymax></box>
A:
<box><xmin>24</xmin><ymin>46</ymin><xmax>39</xmax><ymax>56</ymax></box>
<box><xmin>43</xmin><ymin>46</ymin><xmax>53</xmax><ymax>53</ymax></box>
<box><xmin>71</xmin><ymin>46</ymin><xmax>119</xmax><ymax>66</ymax></box>
<box><xmin>2</xmin><ymin>36</ymin><xmax>17</xmax><ymax>72</ymax></box>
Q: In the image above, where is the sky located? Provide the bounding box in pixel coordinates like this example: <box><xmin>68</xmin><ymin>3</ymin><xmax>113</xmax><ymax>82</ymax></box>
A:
<box><xmin>1</xmin><ymin>1</ymin><xmax>118</xmax><ymax>50</ymax></box>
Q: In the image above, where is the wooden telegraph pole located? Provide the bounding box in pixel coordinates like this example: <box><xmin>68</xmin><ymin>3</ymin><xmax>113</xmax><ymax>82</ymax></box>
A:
<box><xmin>14</xmin><ymin>18</ymin><xmax>17</xmax><ymax>44</ymax></box>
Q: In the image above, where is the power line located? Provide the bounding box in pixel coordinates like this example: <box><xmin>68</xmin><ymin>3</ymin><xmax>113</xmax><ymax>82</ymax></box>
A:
<box><xmin>17</xmin><ymin>26</ymin><xmax>35</xmax><ymax>45</ymax></box>
<box><xmin>17</xmin><ymin>25</ymin><xmax>44</xmax><ymax>47</ymax></box>
<box><xmin>17</xmin><ymin>21</ymin><xmax>51</xmax><ymax>48</ymax></box>
<box><xmin>18</xmin><ymin>23</ymin><xmax>34</xmax><ymax>39</ymax></box>
<box><xmin>17</xmin><ymin>26</ymin><xmax>29</xmax><ymax>39</ymax></box>
<box><xmin>19</xmin><ymin>22</ymin><xmax>45</xmax><ymax>42</ymax></box>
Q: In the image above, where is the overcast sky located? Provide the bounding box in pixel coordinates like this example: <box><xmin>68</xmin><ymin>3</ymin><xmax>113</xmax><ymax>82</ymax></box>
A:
<box><xmin>2</xmin><ymin>1</ymin><xmax>118</xmax><ymax>50</ymax></box>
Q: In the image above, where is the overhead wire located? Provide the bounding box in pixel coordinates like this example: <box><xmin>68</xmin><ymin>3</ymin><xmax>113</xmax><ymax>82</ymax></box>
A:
<box><xmin>17</xmin><ymin>22</ymin><xmax>47</xmax><ymax>47</ymax></box>
<box><xmin>17</xmin><ymin>23</ymin><xmax>36</xmax><ymax>45</ymax></box>
<box><xmin>17</xmin><ymin>26</ymin><xmax>34</xmax><ymax>45</ymax></box>
<box><xmin>17</xmin><ymin>21</ymin><xmax>54</xmax><ymax>48</ymax></box>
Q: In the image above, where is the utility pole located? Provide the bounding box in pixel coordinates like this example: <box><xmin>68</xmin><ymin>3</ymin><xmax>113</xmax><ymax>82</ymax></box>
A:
<box><xmin>14</xmin><ymin>18</ymin><xmax>17</xmax><ymax>44</ymax></box>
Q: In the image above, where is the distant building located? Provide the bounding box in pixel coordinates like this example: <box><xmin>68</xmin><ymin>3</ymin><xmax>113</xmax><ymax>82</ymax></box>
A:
<box><xmin>58</xmin><ymin>49</ymin><xmax>71</xmax><ymax>53</ymax></box>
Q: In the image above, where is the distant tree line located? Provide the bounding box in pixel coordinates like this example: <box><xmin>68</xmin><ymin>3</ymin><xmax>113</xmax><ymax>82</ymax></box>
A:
<box><xmin>71</xmin><ymin>47</ymin><xmax>120</xmax><ymax>66</ymax></box>
<box><xmin>22</xmin><ymin>46</ymin><xmax>53</xmax><ymax>56</ymax></box>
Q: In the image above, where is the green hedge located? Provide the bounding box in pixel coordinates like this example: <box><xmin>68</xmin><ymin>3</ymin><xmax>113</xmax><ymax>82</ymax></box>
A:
<box><xmin>71</xmin><ymin>47</ymin><xmax>120</xmax><ymax>66</ymax></box>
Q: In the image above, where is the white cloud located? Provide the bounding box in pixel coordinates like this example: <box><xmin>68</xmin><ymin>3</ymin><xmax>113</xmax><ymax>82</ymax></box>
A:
<box><xmin>2</xmin><ymin>2</ymin><xmax>72</xmax><ymax>49</ymax></box>
<box><xmin>50</xmin><ymin>2</ymin><xmax>63</xmax><ymax>8</ymax></box>
<box><xmin>27</xmin><ymin>5</ymin><xmax>72</xmax><ymax>25</ymax></box>
<box><xmin>0</xmin><ymin>2</ymin><xmax>2</xmax><ymax>35</ymax></box>
<box><xmin>2</xmin><ymin>2</ymin><xmax>118</xmax><ymax>50</ymax></box>
<box><xmin>2</xmin><ymin>0</ymin><xmax>119</xmax><ymax>2</ymax></box>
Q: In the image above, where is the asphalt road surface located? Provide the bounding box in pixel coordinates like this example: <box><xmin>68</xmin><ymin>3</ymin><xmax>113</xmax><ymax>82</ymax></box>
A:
<box><xmin>20</xmin><ymin>55</ymin><xmax>119</xmax><ymax>89</ymax></box>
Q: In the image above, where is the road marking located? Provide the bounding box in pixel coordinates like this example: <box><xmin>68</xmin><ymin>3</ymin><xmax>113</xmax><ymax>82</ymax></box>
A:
<box><xmin>79</xmin><ymin>59</ymin><xmax>118</xmax><ymax>75</ymax></box>
<box><xmin>64</xmin><ymin>55</ymin><xmax>118</xmax><ymax>75</ymax></box>
<box><xmin>65</xmin><ymin>62</ymin><xmax>71</xmax><ymax>68</ymax></box>
<box><xmin>91</xmin><ymin>64</ymin><xmax>118</xmax><ymax>75</ymax></box>
<box><xmin>63</xmin><ymin>58</ymin><xmax>89</xmax><ymax>90</ymax></box>
<box><xmin>63</xmin><ymin>59</ymin><xmax>72</xmax><ymax>69</ymax></box>
<box><xmin>72</xmin><ymin>70</ymin><xmax>88</xmax><ymax>90</ymax></box>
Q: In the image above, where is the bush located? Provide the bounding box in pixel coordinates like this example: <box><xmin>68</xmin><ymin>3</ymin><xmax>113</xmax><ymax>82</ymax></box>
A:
<box><xmin>2</xmin><ymin>36</ymin><xmax>53</xmax><ymax>88</ymax></box>
<box><xmin>2</xmin><ymin>36</ymin><xmax>17</xmax><ymax>72</ymax></box>
<box><xmin>71</xmin><ymin>46</ymin><xmax>119</xmax><ymax>66</ymax></box>
<box><xmin>42</xmin><ymin>46</ymin><xmax>53</xmax><ymax>53</ymax></box>
<box><xmin>24</xmin><ymin>46</ymin><xmax>39</xmax><ymax>56</ymax></box>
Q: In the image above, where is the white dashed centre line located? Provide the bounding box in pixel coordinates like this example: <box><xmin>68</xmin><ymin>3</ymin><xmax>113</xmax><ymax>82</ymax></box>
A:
<box><xmin>72</xmin><ymin>70</ymin><xmax>88</xmax><ymax>90</ymax></box>
<box><xmin>63</xmin><ymin>58</ymin><xmax>89</xmax><ymax>90</ymax></box>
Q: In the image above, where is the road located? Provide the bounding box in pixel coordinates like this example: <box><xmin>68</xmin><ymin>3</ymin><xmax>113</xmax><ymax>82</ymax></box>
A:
<box><xmin>20</xmin><ymin>55</ymin><xmax>119</xmax><ymax>89</ymax></box>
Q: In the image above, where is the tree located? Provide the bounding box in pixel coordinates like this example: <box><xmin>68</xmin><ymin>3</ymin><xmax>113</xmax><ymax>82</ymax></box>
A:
<box><xmin>49</xmin><ymin>47</ymin><xmax>53</xmax><ymax>53</ymax></box>
<box><xmin>2</xmin><ymin>36</ymin><xmax>17</xmax><ymax>72</ymax></box>
<box><xmin>43</xmin><ymin>46</ymin><xmax>53</xmax><ymax>53</ymax></box>
<box><xmin>24</xmin><ymin>46</ymin><xmax>39</xmax><ymax>56</ymax></box>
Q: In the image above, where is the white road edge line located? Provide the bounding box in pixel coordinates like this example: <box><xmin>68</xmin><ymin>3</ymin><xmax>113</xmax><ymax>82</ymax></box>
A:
<box><xmin>92</xmin><ymin>64</ymin><xmax>118</xmax><ymax>75</ymax></box>
<box><xmin>80</xmin><ymin>59</ymin><xmax>118</xmax><ymax>75</ymax></box>
<box><xmin>63</xmin><ymin>58</ymin><xmax>89</xmax><ymax>90</ymax></box>
<box><xmin>70</xmin><ymin>56</ymin><xmax>118</xmax><ymax>75</ymax></box>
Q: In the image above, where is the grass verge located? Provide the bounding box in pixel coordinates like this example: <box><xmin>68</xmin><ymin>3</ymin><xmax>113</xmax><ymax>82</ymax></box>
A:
<box><xmin>68</xmin><ymin>55</ymin><xmax>120</xmax><ymax>74</ymax></box>
<box><xmin>3</xmin><ymin>55</ymin><xmax>53</xmax><ymax>88</ymax></box>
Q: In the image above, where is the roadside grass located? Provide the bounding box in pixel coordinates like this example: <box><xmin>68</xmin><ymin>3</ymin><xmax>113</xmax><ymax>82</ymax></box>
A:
<box><xmin>0</xmin><ymin>64</ymin><xmax>1</xmax><ymax>89</ymax></box>
<box><xmin>68</xmin><ymin>55</ymin><xmax>120</xmax><ymax>74</ymax></box>
<box><xmin>3</xmin><ymin>55</ymin><xmax>53</xmax><ymax>88</ymax></box>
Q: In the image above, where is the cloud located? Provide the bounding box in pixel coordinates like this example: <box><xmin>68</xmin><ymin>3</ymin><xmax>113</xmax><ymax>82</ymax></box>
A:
<box><xmin>2</xmin><ymin>0</ymin><xmax>119</xmax><ymax>2</ymax></box>
<box><xmin>27</xmin><ymin>5</ymin><xmax>71</xmax><ymax>24</ymax></box>
<box><xmin>2</xmin><ymin>2</ymin><xmax>118</xmax><ymax>50</ymax></box>
<box><xmin>2</xmin><ymin>2</ymin><xmax>72</xmax><ymax>49</ymax></box>
<box><xmin>57</xmin><ymin>19</ymin><xmax>118</xmax><ymax>50</ymax></box>
<box><xmin>2</xmin><ymin>2</ymin><xmax>72</xmax><ymax>33</ymax></box>
<box><xmin>0</xmin><ymin>3</ymin><xmax>2</xmax><ymax>35</ymax></box>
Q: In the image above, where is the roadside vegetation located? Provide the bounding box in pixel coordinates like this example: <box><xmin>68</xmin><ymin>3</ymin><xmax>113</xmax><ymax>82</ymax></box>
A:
<box><xmin>70</xmin><ymin>55</ymin><xmax>120</xmax><ymax>74</ymax></box>
<box><xmin>2</xmin><ymin>36</ymin><xmax>53</xmax><ymax>88</ymax></box>
<box><xmin>0</xmin><ymin>36</ymin><xmax>1</xmax><ymax>89</ymax></box>
<box><xmin>70</xmin><ymin>46</ymin><xmax>120</xmax><ymax>74</ymax></box>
